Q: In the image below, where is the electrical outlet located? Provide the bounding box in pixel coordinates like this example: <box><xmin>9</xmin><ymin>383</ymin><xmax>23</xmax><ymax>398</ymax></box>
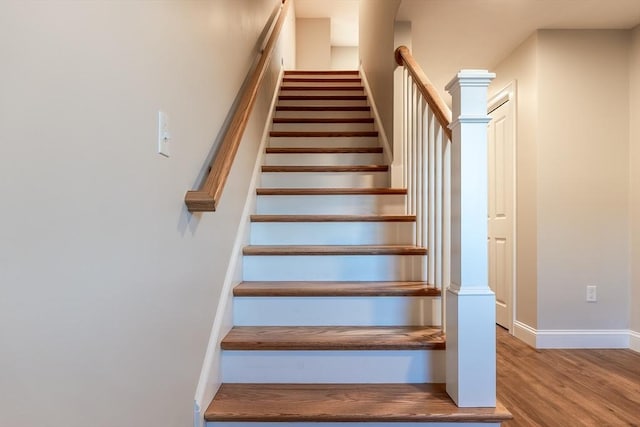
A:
<box><xmin>586</xmin><ymin>285</ymin><xmax>597</xmax><ymax>303</ymax></box>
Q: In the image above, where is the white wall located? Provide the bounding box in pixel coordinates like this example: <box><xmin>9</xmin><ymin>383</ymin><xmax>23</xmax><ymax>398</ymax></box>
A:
<box><xmin>359</xmin><ymin>0</ymin><xmax>401</xmax><ymax>146</ymax></box>
<box><xmin>490</xmin><ymin>34</ymin><xmax>539</xmax><ymax>330</ymax></box>
<box><xmin>536</xmin><ymin>30</ymin><xmax>630</xmax><ymax>331</ymax></box>
<box><xmin>0</xmin><ymin>0</ymin><xmax>291</xmax><ymax>426</ymax></box>
<box><xmin>630</xmin><ymin>25</ymin><xmax>640</xmax><ymax>339</ymax></box>
<box><xmin>331</xmin><ymin>46</ymin><xmax>359</xmax><ymax>70</ymax></box>
<box><xmin>296</xmin><ymin>18</ymin><xmax>331</xmax><ymax>69</ymax></box>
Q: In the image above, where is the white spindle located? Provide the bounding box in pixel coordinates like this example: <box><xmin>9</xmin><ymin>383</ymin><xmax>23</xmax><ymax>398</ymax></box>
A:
<box><xmin>427</xmin><ymin>110</ymin><xmax>436</xmax><ymax>287</ymax></box>
<box><xmin>412</xmin><ymin>83</ymin><xmax>420</xmax><ymax>217</ymax></box>
<box><xmin>435</xmin><ymin>125</ymin><xmax>444</xmax><ymax>288</ymax></box>
<box><xmin>442</xmin><ymin>134</ymin><xmax>451</xmax><ymax>332</ymax></box>
<box><xmin>408</xmin><ymin>80</ymin><xmax>413</xmax><ymax>215</ymax></box>
<box><xmin>402</xmin><ymin>68</ymin><xmax>409</xmax><ymax>193</ymax></box>
<box><xmin>415</xmin><ymin>96</ymin><xmax>424</xmax><ymax>246</ymax></box>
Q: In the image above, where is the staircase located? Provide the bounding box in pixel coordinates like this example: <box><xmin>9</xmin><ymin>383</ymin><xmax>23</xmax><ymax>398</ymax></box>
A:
<box><xmin>203</xmin><ymin>70</ymin><xmax>511</xmax><ymax>426</ymax></box>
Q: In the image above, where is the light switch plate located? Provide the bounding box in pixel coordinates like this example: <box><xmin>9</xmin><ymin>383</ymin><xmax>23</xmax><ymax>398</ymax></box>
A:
<box><xmin>158</xmin><ymin>111</ymin><xmax>170</xmax><ymax>157</ymax></box>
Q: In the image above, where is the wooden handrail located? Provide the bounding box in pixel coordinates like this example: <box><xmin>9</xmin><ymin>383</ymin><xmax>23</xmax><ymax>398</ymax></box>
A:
<box><xmin>185</xmin><ymin>0</ymin><xmax>291</xmax><ymax>212</ymax></box>
<box><xmin>395</xmin><ymin>46</ymin><xmax>452</xmax><ymax>140</ymax></box>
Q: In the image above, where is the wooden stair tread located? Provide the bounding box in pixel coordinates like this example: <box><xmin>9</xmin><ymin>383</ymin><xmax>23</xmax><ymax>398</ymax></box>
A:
<box><xmin>256</xmin><ymin>187</ymin><xmax>407</xmax><ymax>195</ymax></box>
<box><xmin>266</xmin><ymin>147</ymin><xmax>382</xmax><ymax>154</ymax></box>
<box><xmin>250</xmin><ymin>214</ymin><xmax>415</xmax><ymax>222</ymax></box>
<box><xmin>280</xmin><ymin>86</ymin><xmax>364</xmax><ymax>91</ymax></box>
<box><xmin>283</xmin><ymin>77</ymin><xmax>362</xmax><ymax>83</ymax></box>
<box><xmin>234</xmin><ymin>281</ymin><xmax>440</xmax><ymax>297</ymax></box>
<box><xmin>276</xmin><ymin>105</ymin><xmax>370</xmax><ymax>111</ymax></box>
<box><xmin>279</xmin><ymin>95</ymin><xmax>367</xmax><ymax>101</ymax></box>
<box><xmin>284</xmin><ymin>70</ymin><xmax>359</xmax><ymax>75</ymax></box>
<box><xmin>205</xmin><ymin>383</ymin><xmax>512</xmax><ymax>423</ymax></box>
<box><xmin>270</xmin><ymin>130</ymin><xmax>378</xmax><ymax>138</ymax></box>
<box><xmin>261</xmin><ymin>165</ymin><xmax>388</xmax><ymax>173</ymax></box>
<box><xmin>272</xmin><ymin>117</ymin><xmax>374</xmax><ymax>124</ymax></box>
<box><xmin>221</xmin><ymin>326</ymin><xmax>444</xmax><ymax>350</ymax></box>
<box><xmin>243</xmin><ymin>245</ymin><xmax>428</xmax><ymax>256</ymax></box>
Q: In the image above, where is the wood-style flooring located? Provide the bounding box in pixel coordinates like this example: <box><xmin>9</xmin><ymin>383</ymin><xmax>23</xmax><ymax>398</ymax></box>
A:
<box><xmin>497</xmin><ymin>327</ymin><xmax>640</xmax><ymax>426</ymax></box>
<box><xmin>207</xmin><ymin>383</ymin><xmax>511</xmax><ymax>423</ymax></box>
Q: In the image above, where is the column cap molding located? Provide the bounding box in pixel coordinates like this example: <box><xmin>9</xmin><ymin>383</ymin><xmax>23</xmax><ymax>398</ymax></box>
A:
<box><xmin>445</xmin><ymin>69</ymin><xmax>496</xmax><ymax>91</ymax></box>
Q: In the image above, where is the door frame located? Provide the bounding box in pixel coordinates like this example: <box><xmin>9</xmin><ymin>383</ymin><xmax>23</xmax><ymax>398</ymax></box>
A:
<box><xmin>488</xmin><ymin>81</ymin><xmax>517</xmax><ymax>334</ymax></box>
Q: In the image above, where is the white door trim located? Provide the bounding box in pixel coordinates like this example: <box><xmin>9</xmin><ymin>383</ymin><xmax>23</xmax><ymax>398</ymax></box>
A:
<box><xmin>488</xmin><ymin>81</ymin><xmax>517</xmax><ymax>334</ymax></box>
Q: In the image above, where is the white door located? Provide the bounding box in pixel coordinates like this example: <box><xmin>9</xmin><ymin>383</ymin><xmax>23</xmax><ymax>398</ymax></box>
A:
<box><xmin>488</xmin><ymin>96</ymin><xmax>514</xmax><ymax>330</ymax></box>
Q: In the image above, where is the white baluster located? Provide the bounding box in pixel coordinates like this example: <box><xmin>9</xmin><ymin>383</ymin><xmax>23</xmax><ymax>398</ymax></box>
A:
<box><xmin>427</xmin><ymin>110</ymin><xmax>436</xmax><ymax>287</ymax></box>
<box><xmin>415</xmin><ymin>96</ymin><xmax>424</xmax><ymax>247</ymax></box>
<box><xmin>407</xmin><ymin>75</ymin><xmax>414</xmax><ymax>215</ymax></box>
<box><xmin>420</xmin><ymin>107</ymin><xmax>428</xmax><ymax>278</ymax></box>
<box><xmin>403</xmin><ymin>68</ymin><xmax>409</xmax><ymax>201</ymax></box>
<box><xmin>435</xmin><ymin>124</ymin><xmax>444</xmax><ymax>288</ymax></box>
<box><xmin>442</xmin><ymin>134</ymin><xmax>451</xmax><ymax>333</ymax></box>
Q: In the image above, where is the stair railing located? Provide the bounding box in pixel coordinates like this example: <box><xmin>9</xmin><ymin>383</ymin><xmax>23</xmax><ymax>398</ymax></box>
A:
<box><xmin>185</xmin><ymin>0</ymin><xmax>290</xmax><ymax>212</ymax></box>
<box><xmin>395</xmin><ymin>45</ymin><xmax>451</xmax><ymax>314</ymax></box>
<box><xmin>395</xmin><ymin>46</ymin><xmax>497</xmax><ymax>408</ymax></box>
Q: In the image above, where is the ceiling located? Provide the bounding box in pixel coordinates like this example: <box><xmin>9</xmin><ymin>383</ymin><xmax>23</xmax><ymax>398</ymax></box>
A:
<box><xmin>294</xmin><ymin>0</ymin><xmax>640</xmax><ymax>93</ymax></box>
<box><xmin>396</xmin><ymin>0</ymin><xmax>640</xmax><ymax>94</ymax></box>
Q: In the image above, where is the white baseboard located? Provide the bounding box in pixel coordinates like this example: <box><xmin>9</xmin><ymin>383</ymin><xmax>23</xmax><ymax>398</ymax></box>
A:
<box><xmin>512</xmin><ymin>321</ymin><xmax>634</xmax><ymax>349</ymax></box>
<box><xmin>630</xmin><ymin>330</ymin><xmax>640</xmax><ymax>353</ymax></box>
<box><xmin>536</xmin><ymin>329</ymin><xmax>630</xmax><ymax>349</ymax></box>
<box><xmin>512</xmin><ymin>321</ymin><xmax>537</xmax><ymax>348</ymax></box>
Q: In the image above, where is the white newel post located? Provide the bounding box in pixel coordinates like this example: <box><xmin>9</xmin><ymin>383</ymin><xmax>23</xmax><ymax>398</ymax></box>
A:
<box><xmin>445</xmin><ymin>70</ymin><xmax>496</xmax><ymax>407</ymax></box>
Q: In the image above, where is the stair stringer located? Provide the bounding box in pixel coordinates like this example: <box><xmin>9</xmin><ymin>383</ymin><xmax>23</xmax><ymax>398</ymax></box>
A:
<box><xmin>193</xmin><ymin>67</ymin><xmax>285</xmax><ymax>427</ymax></box>
<box><xmin>359</xmin><ymin>65</ymin><xmax>398</xmax><ymax>187</ymax></box>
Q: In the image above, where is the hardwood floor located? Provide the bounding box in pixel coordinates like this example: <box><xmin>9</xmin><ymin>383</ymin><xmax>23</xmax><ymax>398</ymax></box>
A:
<box><xmin>497</xmin><ymin>327</ymin><xmax>640</xmax><ymax>426</ymax></box>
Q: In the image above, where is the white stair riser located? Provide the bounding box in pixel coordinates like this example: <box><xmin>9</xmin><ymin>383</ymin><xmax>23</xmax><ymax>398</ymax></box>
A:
<box><xmin>221</xmin><ymin>350</ymin><xmax>445</xmax><ymax>383</ymax></box>
<box><xmin>271</xmin><ymin>122</ymin><xmax>374</xmax><ymax>132</ymax></box>
<box><xmin>278</xmin><ymin>99</ymin><xmax>368</xmax><ymax>107</ymax></box>
<box><xmin>269</xmin><ymin>136</ymin><xmax>379</xmax><ymax>148</ymax></box>
<box><xmin>243</xmin><ymin>255</ymin><xmax>427</xmax><ymax>281</ymax></box>
<box><xmin>264</xmin><ymin>153</ymin><xmax>383</xmax><ymax>166</ymax></box>
<box><xmin>279</xmin><ymin>90</ymin><xmax>365</xmax><ymax>97</ymax></box>
<box><xmin>208</xmin><ymin>422</ymin><xmax>499</xmax><ymax>427</ymax></box>
<box><xmin>250</xmin><ymin>222</ymin><xmax>414</xmax><ymax>245</ymax></box>
<box><xmin>234</xmin><ymin>297</ymin><xmax>439</xmax><ymax>326</ymax></box>
<box><xmin>255</xmin><ymin>195</ymin><xmax>406</xmax><ymax>215</ymax></box>
<box><xmin>260</xmin><ymin>172</ymin><xmax>389</xmax><ymax>188</ymax></box>
<box><xmin>274</xmin><ymin>110</ymin><xmax>372</xmax><ymax>119</ymax></box>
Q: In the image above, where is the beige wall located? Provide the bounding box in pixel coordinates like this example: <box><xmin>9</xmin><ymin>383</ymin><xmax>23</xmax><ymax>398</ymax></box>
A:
<box><xmin>359</xmin><ymin>0</ymin><xmax>401</xmax><ymax>145</ymax></box>
<box><xmin>536</xmin><ymin>30</ymin><xmax>630</xmax><ymax>330</ymax></box>
<box><xmin>630</xmin><ymin>25</ymin><xmax>640</xmax><ymax>335</ymax></box>
<box><xmin>0</xmin><ymin>0</ymin><xmax>290</xmax><ymax>426</ymax></box>
<box><xmin>491</xmin><ymin>30</ymin><xmax>632</xmax><ymax>333</ymax></box>
<box><xmin>296</xmin><ymin>18</ymin><xmax>331</xmax><ymax>69</ymax></box>
<box><xmin>331</xmin><ymin>46</ymin><xmax>359</xmax><ymax>70</ymax></box>
<box><xmin>490</xmin><ymin>34</ymin><xmax>539</xmax><ymax>329</ymax></box>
